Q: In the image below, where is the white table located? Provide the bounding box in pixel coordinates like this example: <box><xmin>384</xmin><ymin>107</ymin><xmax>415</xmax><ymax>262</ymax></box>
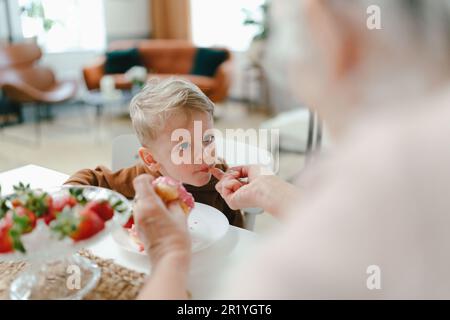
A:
<box><xmin>0</xmin><ymin>164</ymin><xmax>258</xmax><ymax>299</ymax></box>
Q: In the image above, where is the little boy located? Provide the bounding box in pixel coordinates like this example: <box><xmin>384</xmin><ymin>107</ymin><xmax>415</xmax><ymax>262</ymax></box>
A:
<box><xmin>65</xmin><ymin>78</ymin><xmax>243</xmax><ymax>227</ymax></box>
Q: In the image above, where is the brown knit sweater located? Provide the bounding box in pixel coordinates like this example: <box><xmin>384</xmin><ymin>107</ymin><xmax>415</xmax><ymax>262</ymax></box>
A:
<box><xmin>64</xmin><ymin>162</ymin><xmax>244</xmax><ymax>228</ymax></box>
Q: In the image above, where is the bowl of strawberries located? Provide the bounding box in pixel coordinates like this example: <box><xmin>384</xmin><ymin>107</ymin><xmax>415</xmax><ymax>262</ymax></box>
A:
<box><xmin>0</xmin><ymin>183</ymin><xmax>131</xmax><ymax>300</ymax></box>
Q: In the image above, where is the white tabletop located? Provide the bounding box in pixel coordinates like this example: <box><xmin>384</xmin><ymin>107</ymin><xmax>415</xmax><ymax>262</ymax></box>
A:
<box><xmin>0</xmin><ymin>164</ymin><xmax>258</xmax><ymax>299</ymax></box>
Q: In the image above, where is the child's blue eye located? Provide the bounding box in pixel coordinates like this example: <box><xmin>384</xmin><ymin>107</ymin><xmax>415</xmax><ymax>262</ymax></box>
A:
<box><xmin>179</xmin><ymin>142</ymin><xmax>190</xmax><ymax>151</ymax></box>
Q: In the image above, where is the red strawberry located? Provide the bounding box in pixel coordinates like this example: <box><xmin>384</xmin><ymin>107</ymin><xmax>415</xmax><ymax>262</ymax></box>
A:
<box><xmin>0</xmin><ymin>220</ymin><xmax>25</xmax><ymax>253</ymax></box>
<box><xmin>70</xmin><ymin>209</ymin><xmax>105</xmax><ymax>241</ymax></box>
<box><xmin>53</xmin><ymin>195</ymin><xmax>77</xmax><ymax>213</ymax></box>
<box><xmin>0</xmin><ymin>220</ymin><xmax>14</xmax><ymax>253</ymax></box>
<box><xmin>44</xmin><ymin>213</ymin><xmax>56</xmax><ymax>225</ymax></box>
<box><xmin>44</xmin><ymin>195</ymin><xmax>53</xmax><ymax>214</ymax></box>
<box><xmin>18</xmin><ymin>191</ymin><xmax>54</xmax><ymax>219</ymax></box>
<box><xmin>42</xmin><ymin>195</ymin><xmax>63</xmax><ymax>225</ymax></box>
<box><xmin>123</xmin><ymin>215</ymin><xmax>134</xmax><ymax>229</ymax></box>
<box><xmin>85</xmin><ymin>200</ymin><xmax>114</xmax><ymax>221</ymax></box>
<box><xmin>44</xmin><ymin>208</ymin><xmax>57</xmax><ymax>225</ymax></box>
<box><xmin>8</xmin><ymin>207</ymin><xmax>37</xmax><ymax>234</ymax></box>
<box><xmin>11</xmin><ymin>199</ymin><xmax>23</xmax><ymax>208</ymax></box>
<box><xmin>42</xmin><ymin>196</ymin><xmax>56</xmax><ymax>225</ymax></box>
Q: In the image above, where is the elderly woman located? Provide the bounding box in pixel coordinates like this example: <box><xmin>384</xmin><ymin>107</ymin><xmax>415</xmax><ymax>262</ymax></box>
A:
<box><xmin>135</xmin><ymin>0</ymin><xmax>450</xmax><ymax>299</ymax></box>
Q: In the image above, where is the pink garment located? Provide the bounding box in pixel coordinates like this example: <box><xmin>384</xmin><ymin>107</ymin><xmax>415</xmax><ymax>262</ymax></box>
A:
<box><xmin>221</xmin><ymin>90</ymin><xmax>450</xmax><ymax>299</ymax></box>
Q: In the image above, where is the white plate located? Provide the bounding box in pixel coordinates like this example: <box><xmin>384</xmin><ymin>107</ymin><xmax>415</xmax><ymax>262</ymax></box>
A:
<box><xmin>112</xmin><ymin>202</ymin><xmax>229</xmax><ymax>255</ymax></box>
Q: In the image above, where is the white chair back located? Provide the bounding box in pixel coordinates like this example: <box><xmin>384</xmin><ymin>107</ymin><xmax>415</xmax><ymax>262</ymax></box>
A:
<box><xmin>215</xmin><ymin>138</ymin><xmax>275</xmax><ymax>172</ymax></box>
<box><xmin>111</xmin><ymin>134</ymin><xmax>142</xmax><ymax>171</ymax></box>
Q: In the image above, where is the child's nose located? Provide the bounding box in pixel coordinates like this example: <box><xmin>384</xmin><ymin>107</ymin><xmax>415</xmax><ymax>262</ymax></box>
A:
<box><xmin>193</xmin><ymin>144</ymin><xmax>204</xmax><ymax>164</ymax></box>
<box><xmin>203</xmin><ymin>143</ymin><xmax>216</xmax><ymax>166</ymax></box>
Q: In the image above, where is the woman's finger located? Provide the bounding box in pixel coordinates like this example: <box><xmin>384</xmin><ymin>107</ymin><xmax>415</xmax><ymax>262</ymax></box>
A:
<box><xmin>133</xmin><ymin>174</ymin><xmax>166</xmax><ymax>219</ymax></box>
<box><xmin>226</xmin><ymin>165</ymin><xmax>258</xmax><ymax>180</ymax></box>
<box><xmin>225</xmin><ymin>169</ymin><xmax>242</xmax><ymax>179</ymax></box>
<box><xmin>221</xmin><ymin>177</ymin><xmax>243</xmax><ymax>195</ymax></box>
<box><xmin>167</xmin><ymin>201</ymin><xmax>186</xmax><ymax>218</ymax></box>
<box><xmin>227</xmin><ymin>184</ymin><xmax>252</xmax><ymax>209</ymax></box>
<box><xmin>225</xmin><ymin>166</ymin><xmax>247</xmax><ymax>178</ymax></box>
<box><xmin>227</xmin><ymin>165</ymin><xmax>270</xmax><ymax>181</ymax></box>
<box><xmin>133</xmin><ymin>174</ymin><xmax>155</xmax><ymax>200</ymax></box>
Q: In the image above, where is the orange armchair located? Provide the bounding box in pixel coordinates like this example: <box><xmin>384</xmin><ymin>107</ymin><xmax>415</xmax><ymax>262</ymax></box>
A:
<box><xmin>82</xmin><ymin>40</ymin><xmax>232</xmax><ymax>103</ymax></box>
<box><xmin>0</xmin><ymin>41</ymin><xmax>78</xmax><ymax>142</ymax></box>
<box><xmin>0</xmin><ymin>42</ymin><xmax>77</xmax><ymax>105</ymax></box>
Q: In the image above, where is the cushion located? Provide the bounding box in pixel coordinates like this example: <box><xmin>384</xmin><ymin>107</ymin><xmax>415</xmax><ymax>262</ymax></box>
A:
<box><xmin>190</xmin><ymin>48</ymin><xmax>227</xmax><ymax>77</ymax></box>
<box><xmin>104</xmin><ymin>48</ymin><xmax>143</xmax><ymax>74</ymax></box>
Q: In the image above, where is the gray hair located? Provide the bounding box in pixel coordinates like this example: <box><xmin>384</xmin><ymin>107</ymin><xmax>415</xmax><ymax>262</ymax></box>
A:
<box><xmin>329</xmin><ymin>0</ymin><xmax>450</xmax><ymax>65</ymax></box>
<box><xmin>266</xmin><ymin>0</ymin><xmax>450</xmax><ymax>86</ymax></box>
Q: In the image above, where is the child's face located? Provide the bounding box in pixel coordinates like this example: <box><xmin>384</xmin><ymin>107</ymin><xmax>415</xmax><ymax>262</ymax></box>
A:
<box><xmin>139</xmin><ymin>110</ymin><xmax>216</xmax><ymax>187</ymax></box>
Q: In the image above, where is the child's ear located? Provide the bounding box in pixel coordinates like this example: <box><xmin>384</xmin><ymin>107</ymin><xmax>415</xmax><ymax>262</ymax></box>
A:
<box><xmin>138</xmin><ymin>147</ymin><xmax>161</xmax><ymax>171</ymax></box>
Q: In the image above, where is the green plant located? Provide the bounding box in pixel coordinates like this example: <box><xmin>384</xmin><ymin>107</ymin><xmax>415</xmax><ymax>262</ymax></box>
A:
<box><xmin>21</xmin><ymin>0</ymin><xmax>57</xmax><ymax>32</ymax></box>
<box><xmin>132</xmin><ymin>79</ymin><xmax>145</xmax><ymax>89</ymax></box>
<box><xmin>242</xmin><ymin>1</ymin><xmax>270</xmax><ymax>41</ymax></box>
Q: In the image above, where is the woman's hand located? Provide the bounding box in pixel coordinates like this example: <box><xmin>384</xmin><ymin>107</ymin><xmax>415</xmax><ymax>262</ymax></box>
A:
<box><xmin>132</xmin><ymin>174</ymin><xmax>191</xmax><ymax>269</ymax></box>
<box><xmin>133</xmin><ymin>174</ymin><xmax>192</xmax><ymax>299</ymax></box>
<box><xmin>210</xmin><ymin>165</ymin><xmax>299</xmax><ymax>217</ymax></box>
<box><xmin>210</xmin><ymin>165</ymin><xmax>266</xmax><ymax>210</ymax></box>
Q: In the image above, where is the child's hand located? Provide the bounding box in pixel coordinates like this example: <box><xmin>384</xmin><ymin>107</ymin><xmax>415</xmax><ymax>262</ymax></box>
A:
<box><xmin>133</xmin><ymin>174</ymin><xmax>191</xmax><ymax>269</ymax></box>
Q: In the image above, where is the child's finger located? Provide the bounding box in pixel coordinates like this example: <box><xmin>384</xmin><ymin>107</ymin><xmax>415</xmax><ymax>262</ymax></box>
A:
<box><xmin>210</xmin><ymin>167</ymin><xmax>225</xmax><ymax>180</ymax></box>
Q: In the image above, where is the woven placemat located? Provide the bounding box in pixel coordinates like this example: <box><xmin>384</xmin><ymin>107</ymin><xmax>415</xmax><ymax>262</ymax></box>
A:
<box><xmin>0</xmin><ymin>249</ymin><xmax>147</xmax><ymax>300</ymax></box>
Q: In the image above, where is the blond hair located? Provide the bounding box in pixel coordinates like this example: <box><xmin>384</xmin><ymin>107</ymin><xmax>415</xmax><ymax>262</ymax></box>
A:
<box><xmin>129</xmin><ymin>78</ymin><xmax>214</xmax><ymax>146</ymax></box>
